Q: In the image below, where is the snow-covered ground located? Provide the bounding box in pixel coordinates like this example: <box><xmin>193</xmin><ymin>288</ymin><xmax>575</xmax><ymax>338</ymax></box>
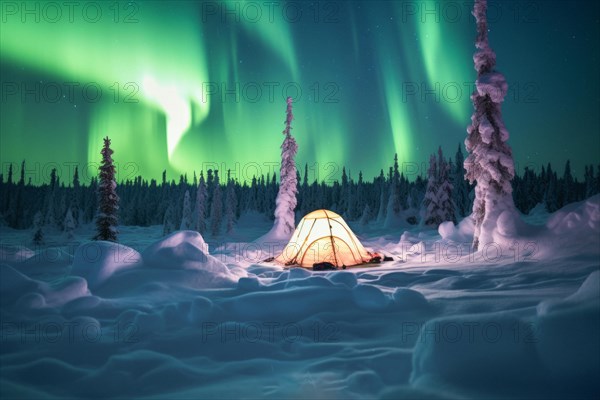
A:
<box><xmin>1</xmin><ymin>197</ymin><xmax>599</xmax><ymax>399</ymax></box>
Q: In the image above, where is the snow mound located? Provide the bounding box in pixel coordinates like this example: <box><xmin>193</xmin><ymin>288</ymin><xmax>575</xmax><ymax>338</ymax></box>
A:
<box><xmin>546</xmin><ymin>194</ymin><xmax>600</xmax><ymax>234</ymax></box>
<box><xmin>1</xmin><ymin>264</ymin><xmax>90</xmax><ymax>309</ymax></box>
<box><xmin>534</xmin><ymin>306</ymin><xmax>600</xmax><ymax>391</ymax></box>
<box><xmin>438</xmin><ymin>217</ymin><xmax>474</xmax><ymax>243</ymax></box>
<box><xmin>534</xmin><ymin>271</ymin><xmax>600</xmax><ymax>394</ymax></box>
<box><xmin>188</xmin><ymin>296</ymin><xmax>214</xmax><ymax>324</ymax></box>
<box><xmin>0</xmin><ymin>245</ymin><xmax>35</xmax><ymax>264</ymax></box>
<box><xmin>538</xmin><ymin>270</ymin><xmax>600</xmax><ymax>315</ymax></box>
<box><xmin>411</xmin><ymin>314</ymin><xmax>540</xmax><ymax>390</ymax></box>
<box><xmin>527</xmin><ymin>202</ymin><xmax>549</xmax><ymax>218</ymax></box>
<box><xmin>256</xmin><ymin>227</ymin><xmax>293</xmax><ymax>244</ymax></box>
<box><xmin>392</xmin><ymin>288</ymin><xmax>431</xmax><ymax>311</ymax></box>
<box><xmin>237</xmin><ymin>277</ymin><xmax>260</xmax><ymax>291</ymax></box>
<box><xmin>288</xmin><ymin>266</ymin><xmax>312</xmax><ymax>280</ymax></box>
<box><xmin>0</xmin><ymin>264</ymin><xmax>40</xmax><ymax>306</ymax></box>
<box><xmin>225</xmin><ymin>286</ymin><xmax>353</xmax><ymax>322</ymax></box>
<box><xmin>72</xmin><ymin>241</ymin><xmax>142</xmax><ymax>289</ymax></box>
<box><xmin>137</xmin><ymin>231</ymin><xmax>238</xmax><ymax>289</ymax></box>
<box><xmin>399</xmin><ymin>231</ymin><xmax>418</xmax><ymax>244</ymax></box>
<box><xmin>327</xmin><ymin>271</ymin><xmax>358</xmax><ymax>288</ymax></box>
<box><xmin>142</xmin><ymin>231</ymin><xmax>229</xmax><ymax>273</ymax></box>
<box><xmin>33</xmin><ymin>277</ymin><xmax>90</xmax><ymax>309</ymax></box>
<box><xmin>352</xmin><ymin>284</ymin><xmax>390</xmax><ymax>310</ymax></box>
<box><xmin>15</xmin><ymin>247</ymin><xmax>73</xmax><ymax>270</ymax></box>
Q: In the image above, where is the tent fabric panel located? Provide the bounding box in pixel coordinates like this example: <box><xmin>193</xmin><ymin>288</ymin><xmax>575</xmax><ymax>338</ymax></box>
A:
<box><xmin>303</xmin><ymin>209</ymin><xmax>342</xmax><ymax>220</ymax></box>
<box><xmin>298</xmin><ymin>236</ymin><xmax>358</xmax><ymax>267</ymax></box>
<box><xmin>328</xmin><ymin>218</ymin><xmax>371</xmax><ymax>260</ymax></box>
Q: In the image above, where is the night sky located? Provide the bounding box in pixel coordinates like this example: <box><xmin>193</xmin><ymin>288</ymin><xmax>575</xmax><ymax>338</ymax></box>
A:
<box><xmin>1</xmin><ymin>0</ymin><xmax>598</xmax><ymax>184</ymax></box>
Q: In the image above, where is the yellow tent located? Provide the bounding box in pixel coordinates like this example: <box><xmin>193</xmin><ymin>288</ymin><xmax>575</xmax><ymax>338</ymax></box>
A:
<box><xmin>275</xmin><ymin>209</ymin><xmax>375</xmax><ymax>268</ymax></box>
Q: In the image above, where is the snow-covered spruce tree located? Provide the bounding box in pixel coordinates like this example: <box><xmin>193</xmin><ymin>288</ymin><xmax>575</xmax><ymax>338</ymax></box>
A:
<box><xmin>300</xmin><ymin>163</ymin><xmax>310</xmax><ymax>215</ymax></box>
<box><xmin>225</xmin><ymin>176</ymin><xmax>238</xmax><ymax>234</ymax></box>
<box><xmin>544</xmin><ymin>163</ymin><xmax>559</xmax><ymax>212</ymax></box>
<box><xmin>31</xmin><ymin>211</ymin><xmax>45</xmax><ymax>245</ymax></box>
<box><xmin>206</xmin><ymin>169</ymin><xmax>215</xmax><ymax>215</ymax></box>
<box><xmin>58</xmin><ymin>193</ymin><xmax>67</xmax><ymax>230</ymax></box>
<box><xmin>210</xmin><ymin>172</ymin><xmax>223</xmax><ymax>236</ymax></box>
<box><xmin>390</xmin><ymin>154</ymin><xmax>402</xmax><ymax>215</ymax></box>
<box><xmin>163</xmin><ymin>204</ymin><xmax>176</xmax><ymax>236</ymax></box>
<box><xmin>584</xmin><ymin>164</ymin><xmax>599</xmax><ymax>197</ymax></box>
<box><xmin>437</xmin><ymin>149</ymin><xmax>457</xmax><ymax>224</ymax></box>
<box><xmin>376</xmin><ymin>169</ymin><xmax>387</xmax><ymax>222</ymax></box>
<box><xmin>562</xmin><ymin>160</ymin><xmax>574</xmax><ymax>206</ymax></box>
<box><xmin>464</xmin><ymin>0</ymin><xmax>516</xmax><ymax>250</ymax></box>
<box><xmin>356</xmin><ymin>172</ymin><xmax>365</xmax><ymax>217</ymax></box>
<box><xmin>180</xmin><ymin>189</ymin><xmax>193</xmax><ymax>230</ymax></box>
<box><xmin>64</xmin><ymin>207</ymin><xmax>75</xmax><ymax>240</ymax></box>
<box><xmin>384</xmin><ymin>155</ymin><xmax>402</xmax><ymax>228</ymax></box>
<box><xmin>265</xmin><ymin>172</ymin><xmax>277</xmax><ymax>218</ymax></box>
<box><xmin>453</xmin><ymin>145</ymin><xmax>470</xmax><ymax>217</ymax></box>
<box><xmin>70</xmin><ymin>166</ymin><xmax>81</xmax><ymax>227</ymax></box>
<box><xmin>422</xmin><ymin>154</ymin><xmax>444</xmax><ymax>227</ymax></box>
<box><xmin>44</xmin><ymin>170</ymin><xmax>57</xmax><ymax>229</ymax></box>
<box><xmin>270</xmin><ymin>96</ymin><xmax>298</xmax><ymax>238</ymax></box>
<box><xmin>340</xmin><ymin>167</ymin><xmax>349</xmax><ymax>215</ymax></box>
<box><xmin>195</xmin><ymin>172</ymin><xmax>208</xmax><ymax>234</ymax></box>
<box><xmin>94</xmin><ymin>137</ymin><xmax>119</xmax><ymax>242</ymax></box>
<box><xmin>359</xmin><ymin>204</ymin><xmax>372</xmax><ymax>226</ymax></box>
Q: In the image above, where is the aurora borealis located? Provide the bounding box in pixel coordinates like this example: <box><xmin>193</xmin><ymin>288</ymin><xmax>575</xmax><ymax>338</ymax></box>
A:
<box><xmin>1</xmin><ymin>1</ymin><xmax>599</xmax><ymax>184</ymax></box>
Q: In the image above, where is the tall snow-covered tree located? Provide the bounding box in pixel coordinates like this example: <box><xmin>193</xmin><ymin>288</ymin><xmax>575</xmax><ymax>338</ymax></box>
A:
<box><xmin>270</xmin><ymin>96</ymin><xmax>298</xmax><ymax>238</ymax></box>
<box><xmin>340</xmin><ymin>167</ymin><xmax>349</xmax><ymax>214</ymax></box>
<box><xmin>94</xmin><ymin>136</ymin><xmax>119</xmax><ymax>242</ymax></box>
<box><xmin>356</xmin><ymin>171</ymin><xmax>365</xmax><ymax>214</ymax></box>
<box><xmin>180</xmin><ymin>189</ymin><xmax>193</xmax><ymax>230</ymax></box>
<box><xmin>359</xmin><ymin>204</ymin><xmax>372</xmax><ymax>226</ymax></box>
<box><xmin>70</xmin><ymin>166</ymin><xmax>81</xmax><ymax>227</ymax></box>
<box><xmin>300</xmin><ymin>163</ymin><xmax>310</xmax><ymax>215</ymax></box>
<box><xmin>421</xmin><ymin>149</ymin><xmax>455</xmax><ymax>227</ymax></box>
<box><xmin>422</xmin><ymin>154</ymin><xmax>443</xmax><ymax>227</ymax></box>
<box><xmin>225</xmin><ymin>176</ymin><xmax>238</xmax><ymax>234</ymax></box>
<box><xmin>544</xmin><ymin>163</ymin><xmax>559</xmax><ymax>212</ymax></box>
<box><xmin>391</xmin><ymin>154</ymin><xmax>402</xmax><ymax>215</ymax></box>
<box><xmin>384</xmin><ymin>154</ymin><xmax>403</xmax><ymax>228</ymax></box>
<box><xmin>195</xmin><ymin>172</ymin><xmax>208</xmax><ymax>234</ymax></box>
<box><xmin>44</xmin><ymin>169</ymin><xmax>57</xmax><ymax>229</ymax></box>
<box><xmin>6</xmin><ymin>163</ymin><xmax>13</xmax><ymax>185</ymax></box>
<box><xmin>376</xmin><ymin>169</ymin><xmax>387</xmax><ymax>222</ymax></box>
<box><xmin>562</xmin><ymin>160</ymin><xmax>575</xmax><ymax>205</ymax></box>
<box><xmin>163</xmin><ymin>204</ymin><xmax>176</xmax><ymax>236</ymax></box>
<box><xmin>453</xmin><ymin>144</ymin><xmax>470</xmax><ymax>217</ymax></box>
<box><xmin>64</xmin><ymin>207</ymin><xmax>76</xmax><ymax>239</ymax></box>
<box><xmin>437</xmin><ymin>148</ymin><xmax>456</xmax><ymax>224</ymax></box>
<box><xmin>464</xmin><ymin>0</ymin><xmax>516</xmax><ymax>250</ymax></box>
<box><xmin>584</xmin><ymin>164</ymin><xmax>599</xmax><ymax>197</ymax></box>
<box><xmin>58</xmin><ymin>193</ymin><xmax>67</xmax><ymax>229</ymax></box>
<box><xmin>210</xmin><ymin>172</ymin><xmax>223</xmax><ymax>236</ymax></box>
<box><xmin>31</xmin><ymin>211</ymin><xmax>45</xmax><ymax>245</ymax></box>
<box><xmin>18</xmin><ymin>160</ymin><xmax>25</xmax><ymax>186</ymax></box>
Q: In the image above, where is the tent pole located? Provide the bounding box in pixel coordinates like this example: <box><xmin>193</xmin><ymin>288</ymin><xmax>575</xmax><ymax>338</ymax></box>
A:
<box><xmin>324</xmin><ymin>210</ymin><xmax>339</xmax><ymax>266</ymax></box>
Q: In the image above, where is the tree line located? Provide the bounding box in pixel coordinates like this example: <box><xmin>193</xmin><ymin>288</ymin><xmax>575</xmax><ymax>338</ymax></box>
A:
<box><xmin>1</xmin><ymin>148</ymin><xmax>597</xmax><ymax>243</ymax></box>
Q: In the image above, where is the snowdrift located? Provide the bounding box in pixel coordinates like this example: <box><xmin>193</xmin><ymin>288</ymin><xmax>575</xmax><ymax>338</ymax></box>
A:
<box><xmin>71</xmin><ymin>241</ymin><xmax>142</xmax><ymax>289</ymax></box>
<box><xmin>1</xmin><ymin>198</ymin><xmax>599</xmax><ymax>399</ymax></box>
<box><xmin>439</xmin><ymin>195</ymin><xmax>600</xmax><ymax>257</ymax></box>
<box><xmin>411</xmin><ymin>269</ymin><xmax>600</xmax><ymax>397</ymax></box>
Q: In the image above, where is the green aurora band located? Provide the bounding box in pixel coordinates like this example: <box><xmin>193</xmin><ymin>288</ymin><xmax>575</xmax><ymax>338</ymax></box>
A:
<box><xmin>1</xmin><ymin>1</ymin><xmax>504</xmax><ymax>183</ymax></box>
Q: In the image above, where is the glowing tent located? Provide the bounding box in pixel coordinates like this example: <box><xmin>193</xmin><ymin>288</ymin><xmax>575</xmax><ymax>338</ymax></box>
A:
<box><xmin>275</xmin><ymin>209</ymin><xmax>375</xmax><ymax>268</ymax></box>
